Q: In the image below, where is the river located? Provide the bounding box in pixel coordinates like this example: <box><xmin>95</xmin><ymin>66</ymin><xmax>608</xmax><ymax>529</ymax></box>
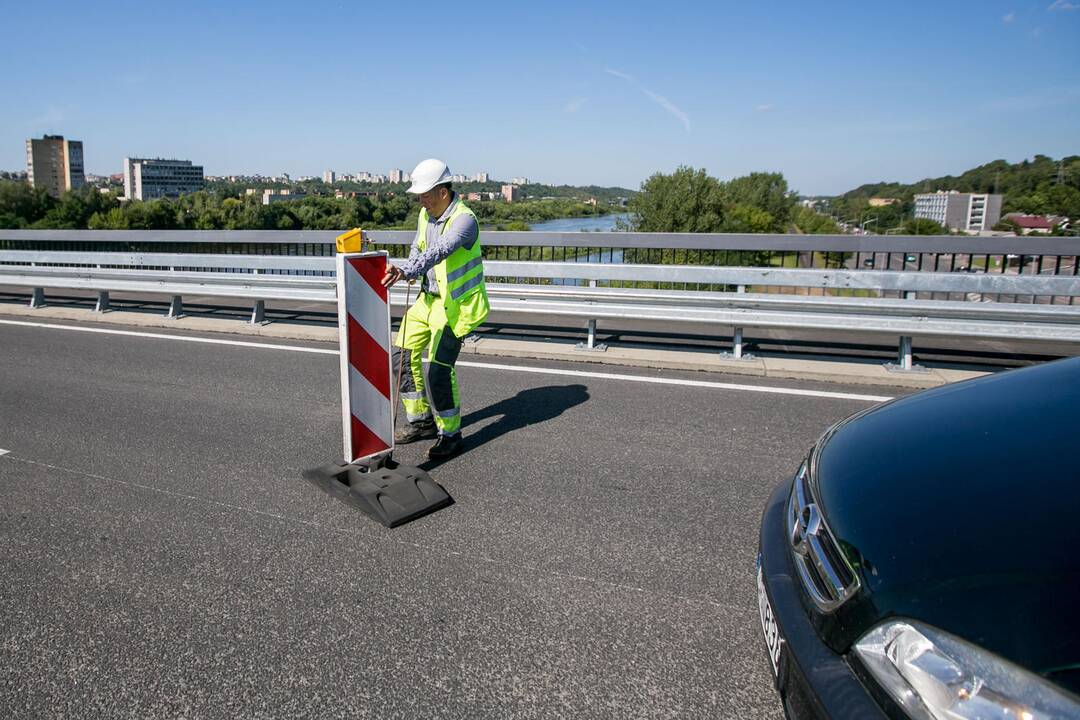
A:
<box><xmin>523</xmin><ymin>213</ymin><xmax>630</xmax><ymax>284</ymax></box>
<box><xmin>528</xmin><ymin>213</ymin><xmax>630</xmax><ymax>232</ymax></box>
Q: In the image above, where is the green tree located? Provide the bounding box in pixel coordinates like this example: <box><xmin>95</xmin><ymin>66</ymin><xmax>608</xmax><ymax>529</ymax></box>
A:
<box><xmin>0</xmin><ymin>181</ymin><xmax>54</xmax><ymax>228</ymax></box>
<box><xmin>792</xmin><ymin>206</ymin><xmax>841</xmax><ymax>234</ymax></box>
<box><xmin>628</xmin><ymin>166</ymin><xmax>726</xmax><ymax>232</ymax></box>
<box><xmin>721</xmin><ymin>204</ymin><xmax>774</xmax><ymax>233</ymax></box>
<box><xmin>33</xmin><ymin>186</ymin><xmax>119</xmax><ymax>229</ymax></box>
<box><xmin>720</xmin><ymin>172</ymin><xmax>795</xmax><ymax>231</ymax></box>
<box><xmin>627</xmin><ymin>166</ymin><xmax>800</xmax><ymax>234</ymax></box>
<box><xmin>88</xmin><ymin>207</ymin><xmax>130</xmax><ymax>229</ymax></box>
<box><xmin>904</xmin><ymin>217</ymin><xmax>948</xmax><ymax>235</ymax></box>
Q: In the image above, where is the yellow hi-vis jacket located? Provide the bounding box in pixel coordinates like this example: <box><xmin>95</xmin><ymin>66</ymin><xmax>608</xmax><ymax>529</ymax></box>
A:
<box><xmin>415</xmin><ymin>200</ymin><xmax>490</xmax><ymax>337</ymax></box>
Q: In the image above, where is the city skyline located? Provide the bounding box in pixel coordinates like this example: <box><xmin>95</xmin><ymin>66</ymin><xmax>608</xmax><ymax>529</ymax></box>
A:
<box><xmin>1</xmin><ymin>1</ymin><xmax>1078</xmax><ymax>195</ymax></box>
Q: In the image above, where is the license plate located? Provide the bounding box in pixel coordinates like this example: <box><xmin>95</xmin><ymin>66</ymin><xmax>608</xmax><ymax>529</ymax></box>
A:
<box><xmin>757</xmin><ymin>563</ymin><xmax>784</xmax><ymax>678</ymax></box>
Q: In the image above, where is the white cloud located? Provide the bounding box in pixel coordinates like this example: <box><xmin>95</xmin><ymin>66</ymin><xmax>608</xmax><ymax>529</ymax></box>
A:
<box><xmin>563</xmin><ymin>97</ymin><xmax>588</xmax><ymax>113</ymax></box>
<box><xmin>1048</xmin><ymin>0</ymin><xmax>1079</xmax><ymax>9</ymax></box>
<box><xmin>1002</xmin><ymin>12</ymin><xmax>1015</xmax><ymax>23</ymax></box>
<box><xmin>755</xmin><ymin>104</ymin><xmax>774</xmax><ymax>112</ymax></box>
<box><xmin>604</xmin><ymin>68</ymin><xmax>636</xmax><ymax>83</ymax></box>
<box><xmin>640</xmin><ymin>88</ymin><xmax>691</xmax><ymax>131</ymax></box>
<box><xmin>604</xmin><ymin>67</ymin><xmax>690</xmax><ymax>132</ymax></box>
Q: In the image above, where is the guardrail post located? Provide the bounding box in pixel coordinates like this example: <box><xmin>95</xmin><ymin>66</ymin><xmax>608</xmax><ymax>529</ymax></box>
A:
<box><xmin>95</xmin><ymin>291</ymin><xmax>110</xmax><ymax>313</ymax></box>
<box><xmin>719</xmin><ymin>327</ymin><xmax>754</xmax><ymax>361</ymax></box>
<box><xmin>251</xmin><ymin>300</ymin><xmax>266</xmax><ymax>324</ymax></box>
<box><xmin>575</xmin><ymin>318</ymin><xmax>607</xmax><ymax>352</ymax></box>
<box><xmin>884</xmin><ymin>335</ymin><xmax>927</xmax><ymax>374</ymax></box>
<box><xmin>30</xmin><ymin>288</ymin><xmax>44</xmax><ymax>308</ymax></box>
<box><xmin>167</xmin><ymin>295</ymin><xmax>183</xmax><ymax>319</ymax></box>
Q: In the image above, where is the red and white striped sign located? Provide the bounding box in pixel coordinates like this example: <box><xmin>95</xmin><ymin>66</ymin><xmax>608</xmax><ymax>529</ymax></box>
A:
<box><xmin>336</xmin><ymin>251</ymin><xmax>394</xmax><ymax>463</ymax></box>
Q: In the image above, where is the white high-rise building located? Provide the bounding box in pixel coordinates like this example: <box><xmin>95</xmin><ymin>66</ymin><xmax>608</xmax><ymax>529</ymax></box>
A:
<box><xmin>914</xmin><ymin>191</ymin><xmax>1003</xmax><ymax>233</ymax></box>
<box><xmin>473</xmin><ymin>172</ymin><xmax>489</xmax><ymax>183</ymax></box>
<box><xmin>511</xmin><ymin>177</ymin><xmax>529</xmax><ymax>185</ymax></box>
<box><xmin>389</xmin><ymin>168</ymin><xmax>404</xmax><ymax>183</ymax></box>
<box><xmin>323</xmin><ymin>169</ymin><xmax>336</xmax><ymax>184</ymax></box>
<box><xmin>26</xmin><ymin>135</ymin><xmax>85</xmax><ymax>198</ymax></box>
<box><xmin>123</xmin><ymin>158</ymin><xmax>204</xmax><ymax>200</ymax></box>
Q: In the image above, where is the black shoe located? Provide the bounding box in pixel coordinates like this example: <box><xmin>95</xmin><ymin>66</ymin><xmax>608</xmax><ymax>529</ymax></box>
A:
<box><xmin>395</xmin><ymin>420</ymin><xmax>437</xmax><ymax>444</ymax></box>
<box><xmin>426</xmin><ymin>434</ymin><xmax>463</xmax><ymax>460</ymax></box>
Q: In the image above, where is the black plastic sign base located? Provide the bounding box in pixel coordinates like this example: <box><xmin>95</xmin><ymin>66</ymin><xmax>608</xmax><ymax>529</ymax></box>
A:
<box><xmin>302</xmin><ymin>457</ymin><xmax>453</xmax><ymax>528</ymax></box>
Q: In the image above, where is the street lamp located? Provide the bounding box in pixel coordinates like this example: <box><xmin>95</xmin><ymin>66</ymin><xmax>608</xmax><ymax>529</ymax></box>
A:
<box><xmin>861</xmin><ymin>217</ymin><xmax>879</xmax><ymax>233</ymax></box>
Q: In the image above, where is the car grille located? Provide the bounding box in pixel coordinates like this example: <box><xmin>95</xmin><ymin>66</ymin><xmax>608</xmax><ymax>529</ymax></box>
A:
<box><xmin>787</xmin><ymin>462</ymin><xmax>860</xmax><ymax>612</ymax></box>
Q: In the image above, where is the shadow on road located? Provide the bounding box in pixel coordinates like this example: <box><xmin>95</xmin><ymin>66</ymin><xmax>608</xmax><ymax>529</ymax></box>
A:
<box><xmin>420</xmin><ymin>384</ymin><xmax>590</xmax><ymax>470</ymax></box>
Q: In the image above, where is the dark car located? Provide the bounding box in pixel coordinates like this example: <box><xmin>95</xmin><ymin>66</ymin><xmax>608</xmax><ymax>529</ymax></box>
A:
<box><xmin>757</xmin><ymin>357</ymin><xmax>1080</xmax><ymax>719</ymax></box>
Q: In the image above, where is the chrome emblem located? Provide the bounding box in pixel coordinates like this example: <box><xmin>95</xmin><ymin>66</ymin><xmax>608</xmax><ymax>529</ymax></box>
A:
<box><xmin>790</xmin><ymin>503</ymin><xmax>822</xmax><ymax>557</ymax></box>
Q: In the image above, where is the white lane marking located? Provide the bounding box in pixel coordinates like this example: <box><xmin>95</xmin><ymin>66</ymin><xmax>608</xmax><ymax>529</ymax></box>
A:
<box><xmin>0</xmin><ymin>318</ymin><xmax>892</xmax><ymax>403</ymax></box>
<box><xmin>0</xmin><ymin>318</ymin><xmax>337</xmax><ymax>355</ymax></box>
<box><xmin>456</xmin><ymin>361</ymin><xmax>893</xmax><ymax>403</ymax></box>
<box><xmin>0</xmin><ymin>449</ymin><xmax>10</xmax><ymax>456</ymax></box>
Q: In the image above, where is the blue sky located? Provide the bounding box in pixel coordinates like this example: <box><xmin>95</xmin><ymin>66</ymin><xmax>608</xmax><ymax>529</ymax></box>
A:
<box><xmin>1</xmin><ymin>0</ymin><xmax>1077</xmax><ymax>195</ymax></box>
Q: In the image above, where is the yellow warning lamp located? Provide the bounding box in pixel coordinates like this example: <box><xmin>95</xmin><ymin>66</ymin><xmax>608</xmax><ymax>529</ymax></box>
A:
<box><xmin>336</xmin><ymin>228</ymin><xmax>364</xmax><ymax>253</ymax></box>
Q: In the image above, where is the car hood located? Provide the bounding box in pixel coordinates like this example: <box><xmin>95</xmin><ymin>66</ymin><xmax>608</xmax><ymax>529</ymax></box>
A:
<box><xmin>813</xmin><ymin>357</ymin><xmax>1080</xmax><ymax>682</ymax></box>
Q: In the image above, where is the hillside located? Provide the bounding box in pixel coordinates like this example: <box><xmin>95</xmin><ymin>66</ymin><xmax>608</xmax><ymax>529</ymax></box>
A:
<box><xmin>835</xmin><ymin>154</ymin><xmax>1080</xmax><ymax>220</ymax></box>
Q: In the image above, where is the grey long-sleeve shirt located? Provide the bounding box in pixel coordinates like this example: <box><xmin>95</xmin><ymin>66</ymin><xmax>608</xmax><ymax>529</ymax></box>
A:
<box><xmin>399</xmin><ymin>194</ymin><xmax>479</xmax><ymax>296</ymax></box>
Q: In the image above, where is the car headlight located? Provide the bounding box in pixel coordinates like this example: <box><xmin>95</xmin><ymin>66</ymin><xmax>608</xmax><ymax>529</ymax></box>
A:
<box><xmin>853</xmin><ymin>620</ymin><xmax>1079</xmax><ymax>720</ymax></box>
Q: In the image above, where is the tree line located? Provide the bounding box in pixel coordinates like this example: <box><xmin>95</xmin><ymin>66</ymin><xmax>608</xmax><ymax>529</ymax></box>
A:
<box><xmin>625</xmin><ymin>166</ymin><xmax>839</xmax><ymax>235</ymax></box>
<box><xmin>0</xmin><ymin>181</ymin><xmax>617</xmax><ymax>232</ymax></box>
<box><xmin>206</xmin><ymin>178</ymin><xmax>635</xmax><ymax>204</ymax></box>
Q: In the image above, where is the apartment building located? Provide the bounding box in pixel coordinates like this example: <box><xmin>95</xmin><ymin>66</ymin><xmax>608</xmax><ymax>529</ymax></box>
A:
<box><xmin>124</xmin><ymin>158</ymin><xmax>205</xmax><ymax>200</ymax></box>
<box><xmin>26</xmin><ymin>135</ymin><xmax>85</xmax><ymax>198</ymax></box>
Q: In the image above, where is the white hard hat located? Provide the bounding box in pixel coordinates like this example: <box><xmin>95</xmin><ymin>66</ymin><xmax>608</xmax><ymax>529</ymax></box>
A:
<box><xmin>406</xmin><ymin>158</ymin><xmax>452</xmax><ymax>194</ymax></box>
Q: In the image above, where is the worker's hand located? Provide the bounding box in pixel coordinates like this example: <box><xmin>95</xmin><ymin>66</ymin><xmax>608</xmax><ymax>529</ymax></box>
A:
<box><xmin>381</xmin><ymin>265</ymin><xmax>405</xmax><ymax>288</ymax></box>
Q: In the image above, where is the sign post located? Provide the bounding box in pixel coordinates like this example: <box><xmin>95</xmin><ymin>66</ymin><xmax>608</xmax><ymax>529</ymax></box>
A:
<box><xmin>302</xmin><ymin>237</ymin><xmax>453</xmax><ymax>528</ymax></box>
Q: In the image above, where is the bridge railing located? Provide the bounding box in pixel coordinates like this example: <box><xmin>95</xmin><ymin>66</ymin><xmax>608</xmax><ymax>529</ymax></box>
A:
<box><xmin>1</xmin><ymin>229</ymin><xmax>1077</xmax><ymax>304</ymax></box>
<box><xmin>2</xmin><ymin>240</ymin><xmax>1080</xmax><ymax>370</ymax></box>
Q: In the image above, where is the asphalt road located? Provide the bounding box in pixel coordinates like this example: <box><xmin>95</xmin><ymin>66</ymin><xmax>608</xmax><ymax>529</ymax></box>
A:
<box><xmin>0</xmin><ymin>320</ymin><xmax>910</xmax><ymax>718</ymax></box>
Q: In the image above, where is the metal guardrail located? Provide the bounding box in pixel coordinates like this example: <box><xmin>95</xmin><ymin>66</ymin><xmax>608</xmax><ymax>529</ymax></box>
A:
<box><xmin>3</xmin><ymin>228</ymin><xmax>1079</xmax><ymax>254</ymax></box>
<box><xmin>3</xmin><ymin>247</ymin><xmax>1080</xmax><ymax>371</ymax></box>
<box><xmin>7</xmin><ymin>259</ymin><xmax>1077</xmax><ymax>321</ymax></box>
<box><xmin>6</xmin><ymin>251</ymin><xmax>1078</xmax><ymax>295</ymax></box>
<box><xmin>4</xmin><ymin>229</ymin><xmax>1076</xmax><ymax>305</ymax></box>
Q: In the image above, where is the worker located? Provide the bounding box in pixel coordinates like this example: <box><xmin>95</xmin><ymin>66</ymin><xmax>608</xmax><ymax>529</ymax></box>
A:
<box><xmin>380</xmin><ymin>158</ymin><xmax>490</xmax><ymax>460</ymax></box>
